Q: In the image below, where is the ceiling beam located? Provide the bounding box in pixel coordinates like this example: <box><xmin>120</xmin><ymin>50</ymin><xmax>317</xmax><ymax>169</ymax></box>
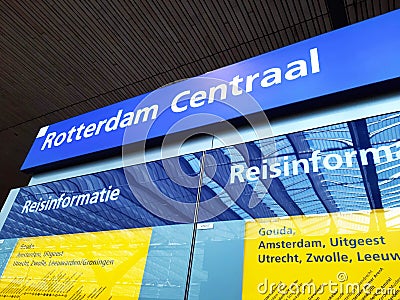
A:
<box><xmin>347</xmin><ymin>120</ymin><xmax>383</xmax><ymax>210</ymax></box>
<box><xmin>286</xmin><ymin>132</ymin><xmax>339</xmax><ymax>214</ymax></box>
<box><xmin>326</xmin><ymin>0</ymin><xmax>349</xmax><ymax>29</ymax></box>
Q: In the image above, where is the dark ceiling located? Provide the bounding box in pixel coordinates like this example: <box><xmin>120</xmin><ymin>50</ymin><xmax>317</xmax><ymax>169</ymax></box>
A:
<box><xmin>0</xmin><ymin>0</ymin><xmax>399</xmax><ymax>206</ymax></box>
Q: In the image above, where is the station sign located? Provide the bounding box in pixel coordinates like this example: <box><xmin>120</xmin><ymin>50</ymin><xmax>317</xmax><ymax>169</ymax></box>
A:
<box><xmin>21</xmin><ymin>10</ymin><xmax>400</xmax><ymax>171</ymax></box>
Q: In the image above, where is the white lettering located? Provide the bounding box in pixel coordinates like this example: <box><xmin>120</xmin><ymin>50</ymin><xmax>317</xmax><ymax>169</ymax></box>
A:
<box><xmin>245</xmin><ymin>73</ymin><xmax>260</xmax><ymax>92</ymax></box>
<box><xmin>292</xmin><ymin>158</ymin><xmax>309</xmax><ymax>175</ymax></box>
<box><xmin>310</xmin><ymin>47</ymin><xmax>320</xmax><ymax>73</ymax></box>
<box><xmin>134</xmin><ymin>105</ymin><xmax>159</xmax><ymax>124</ymax></box>
<box><xmin>54</xmin><ymin>132</ymin><xmax>67</xmax><ymax>147</ymax></box>
<box><xmin>41</xmin><ymin>132</ymin><xmax>57</xmax><ymax>150</ymax></box>
<box><xmin>360</xmin><ymin>145</ymin><xmax>395</xmax><ymax>165</ymax></box>
<box><xmin>230</xmin><ymin>165</ymin><xmax>245</xmax><ymax>183</ymax></box>
<box><xmin>94</xmin><ymin>120</ymin><xmax>107</xmax><ymax>135</ymax></box>
<box><xmin>171</xmin><ymin>90</ymin><xmax>190</xmax><ymax>112</ymax></box>
<box><xmin>260</xmin><ymin>68</ymin><xmax>282</xmax><ymax>87</ymax></box>
<box><xmin>208</xmin><ymin>84</ymin><xmax>227</xmax><ymax>103</ymax></box>
<box><xmin>344</xmin><ymin>150</ymin><xmax>358</xmax><ymax>167</ymax></box>
<box><xmin>246</xmin><ymin>166</ymin><xmax>260</xmax><ymax>181</ymax></box>
<box><xmin>229</xmin><ymin>141</ymin><xmax>400</xmax><ymax>183</ymax></box>
<box><xmin>40</xmin><ymin>48</ymin><xmax>322</xmax><ymax>151</ymax></box>
<box><xmin>229</xmin><ymin>75</ymin><xmax>244</xmax><ymax>96</ymax></box>
<box><xmin>309</xmin><ymin>150</ymin><xmax>321</xmax><ymax>172</ymax></box>
<box><xmin>22</xmin><ymin>200</ymin><xmax>31</xmax><ymax>214</ymax></box>
<box><xmin>269</xmin><ymin>162</ymin><xmax>281</xmax><ymax>178</ymax></box>
<box><xmin>105</xmin><ymin>109</ymin><xmax>122</xmax><ymax>132</ymax></box>
<box><xmin>190</xmin><ymin>91</ymin><xmax>207</xmax><ymax>108</ymax></box>
<box><xmin>67</xmin><ymin>126</ymin><xmax>76</xmax><ymax>143</ymax></box>
<box><xmin>323</xmin><ymin>154</ymin><xmax>343</xmax><ymax>170</ymax></box>
<box><xmin>21</xmin><ymin>188</ymin><xmax>121</xmax><ymax>214</ymax></box>
<box><xmin>83</xmin><ymin>123</ymin><xmax>97</xmax><ymax>138</ymax></box>
<box><xmin>120</xmin><ymin>112</ymin><xmax>135</xmax><ymax>128</ymax></box>
<box><xmin>285</xmin><ymin>59</ymin><xmax>307</xmax><ymax>80</ymax></box>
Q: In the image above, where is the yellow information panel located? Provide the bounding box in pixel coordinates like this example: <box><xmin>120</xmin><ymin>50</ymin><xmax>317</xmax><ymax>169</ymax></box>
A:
<box><xmin>243</xmin><ymin>209</ymin><xmax>400</xmax><ymax>300</ymax></box>
<box><xmin>0</xmin><ymin>227</ymin><xmax>152</xmax><ymax>299</ymax></box>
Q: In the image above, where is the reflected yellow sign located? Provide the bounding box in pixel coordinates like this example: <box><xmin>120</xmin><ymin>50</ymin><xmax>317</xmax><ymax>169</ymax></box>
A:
<box><xmin>0</xmin><ymin>227</ymin><xmax>152</xmax><ymax>299</ymax></box>
<box><xmin>242</xmin><ymin>209</ymin><xmax>400</xmax><ymax>299</ymax></box>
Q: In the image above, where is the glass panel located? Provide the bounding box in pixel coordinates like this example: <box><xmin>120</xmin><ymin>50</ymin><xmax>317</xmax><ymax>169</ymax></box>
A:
<box><xmin>188</xmin><ymin>220</ymin><xmax>244</xmax><ymax>300</ymax></box>
<box><xmin>189</xmin><ymin>110</ymin><xmax>400</xmax><ymax>299</ymax></box>
<box><xmin>0</xmin><ymin>153</ymin><xmax>203</xmax><ymax>299</ymax></box>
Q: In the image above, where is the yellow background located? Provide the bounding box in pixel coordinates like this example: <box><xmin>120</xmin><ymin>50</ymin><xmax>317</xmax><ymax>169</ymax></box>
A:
<box><xmin>0</xmin><ymin>227</ymin><xmax>152</xmax><ymax>299</ymax></box>
<box><xmin>242</xmin><ymin>208</ymin><xmax>400</xmax><ymax>300</ymax></box>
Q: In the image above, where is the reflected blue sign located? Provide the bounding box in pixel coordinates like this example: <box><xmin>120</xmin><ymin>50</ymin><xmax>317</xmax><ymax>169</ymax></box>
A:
<box><xmin>21</xmin><ymin>10</ymin><xmax>400</xmax><ymax>171</ymax></box>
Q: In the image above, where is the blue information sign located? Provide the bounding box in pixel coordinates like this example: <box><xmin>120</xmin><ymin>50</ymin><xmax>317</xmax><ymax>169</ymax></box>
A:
<box><xmin>21</xmin><ymin>10</ymin><xmax>400</xmax><ymax>171</ymax></box>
